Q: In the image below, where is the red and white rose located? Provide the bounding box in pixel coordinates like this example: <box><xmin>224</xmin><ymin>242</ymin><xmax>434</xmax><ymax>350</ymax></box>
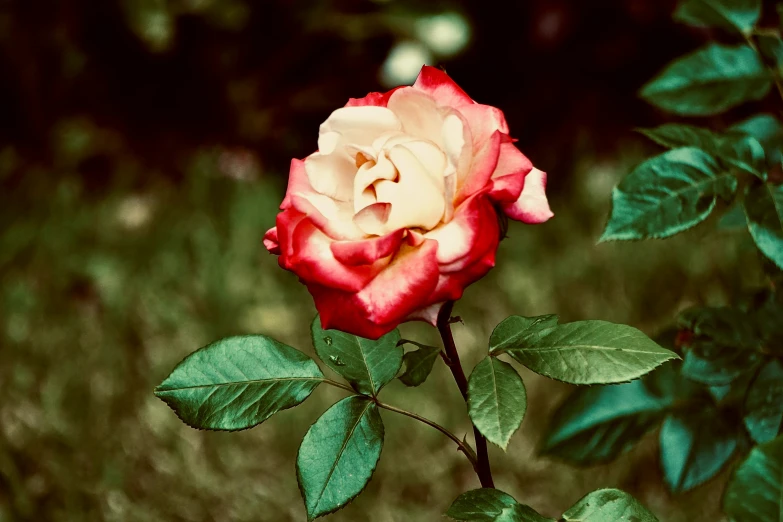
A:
<box><xmin>264</xmin><ymin>66</ymin><xmax>553</xmax><ymax>339</ymax></box>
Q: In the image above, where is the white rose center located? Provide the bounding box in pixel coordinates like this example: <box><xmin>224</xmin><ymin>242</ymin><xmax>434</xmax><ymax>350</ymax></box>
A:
<box><xmin>303</xmin><ymin>87</ymin><xmax>469</xmax><ymax>237</ymax></box>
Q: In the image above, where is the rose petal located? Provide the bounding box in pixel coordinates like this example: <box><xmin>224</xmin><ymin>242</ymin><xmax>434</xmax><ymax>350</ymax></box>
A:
<box><xmin>263</xmin><ymin>227</ymin><xmax>280</xmax><ymax>255</ymax></box>
<box><xmin>425</xmin><ymin>193</ymin><xmax>500</xmax><ymax>272</ymax></box>
<box><xmin>331</xmin><ymin>229</ymin><xmax>405</xmax><ymax>266</ymax></box>
<box><xmin>387</xmin><ymin>87</ymin><xmax>446</xmax><ymax>145</ymax></box>
<box><xmin>375</xmin><ymin>144</ymin><xmax>446</xmax><ymax>231</ymax></box>
<box><xmin>457</xmin><ymin>103</ymin><xmax>509</xmax><ymax>138</ymax></box>
<box><xmin>353</xmin><ymin>202</ymin><xmax>392</xmax><ymax>236</ymax></box>
<box><xmin>405</xmin><ymin>302</ymin><xmax>444</xmax><ymax>326</ymax></box>
<box><xmin>309</xmin><ymin>239</ymin><xmax>440</xmax><ymax>338</ymax></box>
<box><xmin>487</xmin><ymin>139</ymin><xmax>534</xmax><ymax>204</ymax></box>
<box><xmin>413</xmin><ymin>66</ymin><xmax>474</xmax><ymax>108</ymax></box>
<box><xmin>454</xmin><ymin>130</ymin><xmax>502</xmax><ymax>204</ymax></box>
<box><xmin>502</xmin><ymin>168</ymin><xmax>554</xmax><ymax>224</ymax></box>
<box><xmin>289</xmin><ymin>219</ymin><xmax>382</xmax><ymax>292</ymax></box>
<box><xmin>345</xmin><ymin>87</ymin><xmax>402</xmax><ymax>108</ymax></box>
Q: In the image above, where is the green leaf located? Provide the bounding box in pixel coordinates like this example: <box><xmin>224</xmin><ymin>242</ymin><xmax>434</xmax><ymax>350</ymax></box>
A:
<box><xmin>467</xmin><ymin>357</ymin><xmax>527</xmax><ymax>450</ymax></box>
<box><xmin>562</xmin><ymin>488</ymin><xmax>659</xmax><ymax>522</ymax></box>
<box><xmin>154</xmin><ymin>335</ymin><xmax>324</xmax><ymax>431</ymax></box>
<box><xmin>677</xmin><ymin>306</ymin><xmax>761</xmax><ymax>349</ymax></box>
<box><xmin>638</xmin><ymin>123</ymin><xmax>723</xmax><ymax>150</ymax></box>
<box><xmin>601</xmin><ymin>148</ymin><xmax>737</xmax><ymax>241</ymax></box>
<box><xmin>744</xmin><ymin>182</ymin><xmax>783</xmax><ymax>270</ymax></box>
<box><xmin>730</xmin><ymin>114</ymin><xmax>783</xmax><ymax>151</ymax></box>
<box><xmin>681</xmin><ymin>339</ymin><xmax>761</xmax><ymax>385</ymax></box>
<box><xmin>730</xmin><ymin>113</ymin><xmax>783</xmax><ymax>164</ymax></box>
<box><xmin>724</xmin><ymin>435</ymin><xmax>783</xmax><ymax>522</ymax></box>
<box><xmin>494</xmin><ymin>317</ymin><xmax>678</xmax><ymax>385</ymax></box>
<box><xmin>446</xmin><ymin>489</ymin><xmax>554</xmax><ymax>522</ymax></box>
<box><xmin>659</xmin><ymin>410</ymin><xmax>739</xmax><ymax>493</ymax></box>
<box><xmin>296</xmin><ymin>396</ymin><xmax>384</xmax><ymax>520</ymax></box>
<box><xmin>543</xmin><ymin>379</ymin><xmax>672</xmax><ymax>465</ymax></box>
<box><xmin>639</xmin><ymin>124</ymin><xmax>767</xmax><ymax>179</ymax></box>
<box><xmin>744</xmin><ymin>360</ymin><xmax>783</xmax><ymax>443</ymax></box>
<box><xmin>489</xmin><ymin>314</ymin><xmax>559</xmax><ymax>354</ymax></box>
<box><xmin>640</xmin><ymin>44</ymin><xmax>772</xmax><ymax>116</ymax></box>
<box><xmin>311</xmin><ymin>316</ymin><xmax>402</xmax><ymax>396</ymax></box>
<box><xmin>674</xmin><ymin>0</ymin><xmax>762</xmax><ymax>34</ymax></box>
<box><xmin>398</xmin><ymin>341</ymin><xmax>441</xmax><ymax>387</ymax></box>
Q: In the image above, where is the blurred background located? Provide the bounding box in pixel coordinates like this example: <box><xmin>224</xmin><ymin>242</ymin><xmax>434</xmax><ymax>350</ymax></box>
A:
<box><xmin>1</xmin><ymin>0</ymin><xmax>781</xmax><ymax>520</ymax></box>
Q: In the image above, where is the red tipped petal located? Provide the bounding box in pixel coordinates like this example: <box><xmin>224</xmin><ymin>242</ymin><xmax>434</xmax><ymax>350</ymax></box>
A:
<box><xmin>413</xmin><ymin>66</ymin><xmax>474</xmax><ymax>108</ymax></box>
<box><xmin>263</xmin><ymin>227</ymin><xmax>280</xmax><ymax>255</ymax></box>
<box><xmin>290</xmin><ymin>219</ymin><xmax>381</xmax><ymax>292</ymax></box>
<box><xmin>330</xmin><ymin>229</ymin><xmax>405</xmax><ymax>266</ymax></box>
<box><xmin>455</xmin><ymin>130</ymin><xmax>502</xmax><ymax>204</ymax></box>
<box><xmin>488</xmin><ymin>140</ymin><xmax>534</xmax><ymax>204</ymax></box>
<box><xmin>309</xmin><ymin>239</ymin><xmax>440</xmax><ymax>338</ymax></box>
<box><xmin>503</xmin><ymin>168</ymin><xmax>554</xmax><ymax>224</ymax></box>
<box><xmin>426</xmin><ymin>193</ymin><xmax>500</xmax><ymax>272</ymax></box>
<box><xmin>345</xmin><ymin>87</ymin><xmax>402</xmax><ymax>108</ymax></box>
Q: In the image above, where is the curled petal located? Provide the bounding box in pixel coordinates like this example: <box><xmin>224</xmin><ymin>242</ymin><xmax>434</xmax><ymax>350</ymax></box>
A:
<box><xmin>457</xmin><ymin>103</ymin><xmax>510</xmax><ymax>139</ymax></box>
<box><xmin>289</xmin><ymin>219</ymin><xmax>384</xmax><ymax>292</ymax></box>
<box><xmin>353</xmin><ymin>202</ymin><xmax>392</xmax><ymax>236</ymax></box>
<box><xmin>488</xmin><ymin>139</ymin><xmax>534</xmax><ymax>204</ymax></box>
<box><xmin>331</xmin><ymin>229</ymin><xmax>405</xmax><ymax>266</ymax></box>
<box><xmin>387</xmin><ymin>87</ymin><xmax>446</xmax><ymax>145</ymax></box>
<box><xmin>309</xmin><ymin>239</ymin><xmax>441</xmax><ymax>339</ymax></box>
<box><xmin>425</xmin><ymin>193</ymin><xmax>500</xmax><ymax>272</ymax></box>
<box><xmin>502</xmin><ymin>168</ymin><xmax>554</xmax><ymax>224</ymax></box>
<box><xmin>345</xmin><ymin>87</ymin><xmax>402</xmax><ymax>108</ymax></box>
<box><xmin>405</xmin><ymin>302</ymin><xmax>444</xmax><ymax>326</ymax></box>
<box><xmin>455</xmin><ymin>130</ymin><xmax>502</xmax><ymax>204</ymax></box>
<box><xmin>275</xmin><ymin>208</ymin><xmax>307</xmax><ymax>267</ymax></box>
<box><xmin>263</xmin><ymin>227</ymin><xmax>280</xmax><ymax>255</ymax></box>
<box><xmin>413</xmin><ymin>66</ymin><xmax>474</xmax><ymax>108</ymax></box>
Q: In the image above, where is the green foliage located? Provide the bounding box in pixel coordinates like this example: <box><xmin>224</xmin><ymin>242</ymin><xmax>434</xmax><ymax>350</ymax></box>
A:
<box><xmin>744</xmin><ymin>182</ymin><xmax>783</xmax><ymax>270</ymax></box>
<box><xmin>445</xmin><ymin>488</ymin><xmax>553</xmax><ymax>522</ymax></box>
<box><xmin>296</xmin><ymin>396</ymin><xmax>384</xmax><ymax>521</ymax></box>
<box><xmin>311</xmin><ymin>316</ymin><xmax>402</xmax><ymax>396</ymax></box>
<box><xmin>601</xmin><ymin>148</ymin><xmax>736</xmax><ymax>241</ymax></box>
<box><xmin>674</xmin><ymin>0</ymin><xmax>761</xmax><ymax>34</ymax></box>
<box><xmin>543</xmin><ymin>379</ymin><xmax>673</xmax><ymax>465</ymax></box>
<box><xmin>659</xmin><ymin>410</ymin><xmax>740</xmax><ymax>493</ymax></box>
<box><xmin>640</xmin><ymin>44</ymin><xmax>772</xmax><ymax>116</ymax></box>
<box><xmin>638</xmin><ymin>124</ymin><xmax>723</xmax><ymax>151</ymax></box>
<box><xmin>398</xmin><ymin>340</ymin><xmax>441</xmax><ymax>387</ymax></box>
<box><xmin>680</xmin><ymin>339</ymin><xmax>760</xmax><ymax>385</ymax></box>
<box><xmin>154</xmin><ymin>335</ymin><xmax>323</xmax><ymax>431</ymax></box>
<box><xmin>489</xmin><ymin>314</ymin><xmax>559</xmax><ymax>354</ymax></box>
<box><xmin>446</xmin><ymin>488</ymin><xmax>658</xmax><ymax>522</ymax></box>
<box><xmin>467</xmin><ymin>357</ymin><xmax>527</xmax><ymax>450</ymax></box>
<box><xmin>491</xmin><ymin>316</ymin><xmax>678</xmax><ymax>385</ymax></box>
<box><xmin>744</xmin><ymin>360</ymin><xmax>783</xmax><ymax>443</ymax></box>
<box><xmin>724</xmin><ymin>435</ymin><xmax>783</xmax><ymax>521</ymax></box>
<box><xmin>731</xmin><ymin>114</ymin><xmax>783</xmax><ymax>165</ymax></box>
<box><xmin>561</xmin><ymin>488</ymin><xmax>659</xmax><ymax>522</ymax></box>
<box><xmin>640</xmin><ymin>124</ymin><xmax>766</xmax><ymax>179</ymax></box>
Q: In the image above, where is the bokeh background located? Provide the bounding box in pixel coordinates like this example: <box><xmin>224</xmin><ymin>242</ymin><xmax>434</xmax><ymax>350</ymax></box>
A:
<box><xmin>2</xmin><ymin>0</ymin><xmax>780</xmax><ymax>520</ymax></box>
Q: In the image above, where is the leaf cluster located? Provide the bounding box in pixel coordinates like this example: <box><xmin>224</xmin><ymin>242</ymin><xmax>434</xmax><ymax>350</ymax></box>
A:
<box><xmin>555</xmin><ymin>0</ymin><xmax>783</xmax><ymax>515</ymax></box>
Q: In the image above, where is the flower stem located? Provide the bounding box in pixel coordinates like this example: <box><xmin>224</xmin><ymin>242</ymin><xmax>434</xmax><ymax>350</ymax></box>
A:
<box><xmin>374</xmin><ymin>400</ymin><xmax>478</xmax><ymax>467</ymax></box>
<box><xmin>437</xmin><ymin>301</ymin><xmax>495</xmax><ymax>488</ymax></box>
<box><xmin>320</xmin><ymin>379</ymin><xmax>478</xmax><ymax>466</ymax></box>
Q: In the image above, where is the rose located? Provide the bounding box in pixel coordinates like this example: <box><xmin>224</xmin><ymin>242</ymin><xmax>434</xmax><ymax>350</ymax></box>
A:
<box><xmin>264</xmin><ymin>66</ymin><xmax>552</xmax><ymax>339</ymax></box>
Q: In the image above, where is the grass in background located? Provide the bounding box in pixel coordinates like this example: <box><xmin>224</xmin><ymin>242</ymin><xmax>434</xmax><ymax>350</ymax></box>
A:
<box><xmin>0</xmin><ymin>121</ymin><xmax>764</xmax><ymax>521</ymax></box>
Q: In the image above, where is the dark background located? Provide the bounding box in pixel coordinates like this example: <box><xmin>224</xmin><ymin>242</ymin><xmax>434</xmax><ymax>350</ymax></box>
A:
<box><xmin>0</xmin><ymin>1</ymin><xmax>776</xmax><ymax>521</ymax></box>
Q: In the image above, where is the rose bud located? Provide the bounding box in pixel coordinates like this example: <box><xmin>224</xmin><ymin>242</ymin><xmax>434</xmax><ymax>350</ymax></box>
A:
<box><xmin>264</xmin><ymin>66</ymin><xmax>553</xmax><ymax>339</ymax></box>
